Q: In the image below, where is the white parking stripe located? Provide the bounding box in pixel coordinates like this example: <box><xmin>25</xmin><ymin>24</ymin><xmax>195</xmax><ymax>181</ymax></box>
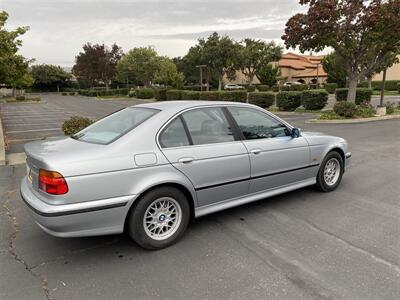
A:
<box><xmin>6</xmin><ymin>128</ymin><xmax>61</xmax><ymax>134</ymax></box>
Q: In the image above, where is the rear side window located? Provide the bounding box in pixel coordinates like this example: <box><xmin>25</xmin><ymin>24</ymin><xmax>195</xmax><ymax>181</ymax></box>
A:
<box><xmin>159</xmin><ymin>117</ymin><xmax>190</xmax><ymax>148</ymax></box>
<box><xmin>182</xmin><ymin>107</ymin><xmax>234</xmax><ymax>145</ymax></box>
<box><xmin>72</xmin><ymin>107</ymin><xmax>158</xmax><ymax>144</ymax></box>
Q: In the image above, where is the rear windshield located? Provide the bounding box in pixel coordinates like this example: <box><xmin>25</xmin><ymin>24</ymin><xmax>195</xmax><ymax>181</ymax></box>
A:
<box><xmin>72</xmin><ymin>107</ymin><xmax>159</xmax><ymax>144</ymax></box>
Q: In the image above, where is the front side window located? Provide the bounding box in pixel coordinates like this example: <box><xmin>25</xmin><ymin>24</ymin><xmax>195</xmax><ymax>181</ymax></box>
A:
<box><xmin>72</xmin><ymin>107</ymin><xmax>158</xmax><ymax>144</ymax></box>
<box><xmin>159</xmin><ymin>117</ymin><xmax>190</xmax><ymax>148</ymax></box>
<box><xmin>182</xmin><ymin>107</ymin><xmax>234</xmax><ymax>145</ymax></box>
<box><xmin>228</xmin><ymin>107</ymin><xmax>290</xmax><ymax>139</ymax></box>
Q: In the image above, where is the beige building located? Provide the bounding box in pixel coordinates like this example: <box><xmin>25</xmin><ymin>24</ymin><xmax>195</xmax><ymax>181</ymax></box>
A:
<box><xmin>225</xmin><ymin>52</ymin><xmax>328</xmax><ymax>85</ymax></box>
<box><xmin>372</xmin><ymin>55</ymin><xmax>400</xmax><ymax>81</ymax></box>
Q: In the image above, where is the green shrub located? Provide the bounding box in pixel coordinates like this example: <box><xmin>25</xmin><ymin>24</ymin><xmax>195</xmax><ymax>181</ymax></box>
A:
<box><xmin>319</xmin><ymin>111</ymin><xmax>344</xmax><ymax>120</ymax></box>
<box><xmin>181</xmin><ymin>90</ymin><xmax>200</xmax><ymax>100</ymax></box>
<box><xmin>300</xmin><ymin>90</ymin><xmax>328</xmax><ymax>110</ymax></box>
<box><xmin>219</xmin><ymin>90</ymin><xmax>247</xmax><ymax>102</ymax></box>
<box><xmin>166</xmin><ymin>89</ymin><xmax>183</xmax><ymax>100</ymax></box>
<box><xmin>62</xmin><ymin>116</ymin><xmax>94</xmax><ymax>135</ymax></box>
<box><xmin>248</xmin><ymin>92</ymin><xmax>275</xmax><ymax>108</ymax></box>
<box><xmin>333</xmin><ymin>101</ymin><xmax>357</xmax><ymax>118</ymax></box>
<box><xmin>245</xmin><ymin>85</ymin><xmax>256</xmax><ymax>92</ymax></box>
<box><xmin>154</xmin><ymin>89</ymin><xmax>167</xmax><ymax>101</ymax></box>
<box><xmin>69</xmin><ymin>92</ymin><xmax>75</xmax><ymax>96</ymax></box>
<box><xmin>324</xmin><ymin>83</ymin><xmax>337</xmax><ymax>94</ymax></box>
<box><xmin>281</xmin><ymin>85</ymin><xmax>291</xmax><ymax>91</ymax></box>
<box><xmin>335</xmin><ymin>88</ymin><xmax>348</xmax><ymax>101</ymax></box>
<box><xmin>199</xmin><ymin>91</ymin><xmax>221</xmax><ymax>101</ymax></box>
<box><xmin>397</xmin><ymin>83</ymin><xmax>400</xmax><ymax>94</ymax></box>
<box><xmin>15</xmin><ymin>95</ymin><xmax>26</xmax><ymax>101</ymax></box>
<box><xmin>129</xmin><ymin>90</ymin><xmax>136</xmax><ymax>98</ymax></box>
<box><xmin>355</xmin><ymin>88</ymin><xmax>372</xmax><ymax>104</ymax></box>
<box><xmin>257</xmin><ymin>85</ymin><xmax>269</xmax><ymax>92</ymax></box>
<box><xmin>291</xmin><ymin>84</ymin><xmax>308</xmax><ymax>91</ymax></box>
<box><xmin>335</xmin><ymin>88</ymin><xmax>372</xmax><ymax>104</ymax></box>
<box><xmin>358</xmin><ymin>80</ymin><xmax>400</xmax><ymax>91</ymax></box>
<box><xmin>276</xmin><ymin>91</ymin><xmax>302</xmax><ymax>111</ymax></box>
<box><xmin>271</xmin><ymin>85</ymin><xmax>279</xmax><ymax>92</ymax></box>
<box><xmin>61</xmin><ymin>92</ymin><xmax>68</xmax><ymax>96</ymax></box>
<box><xmin>135</xmin><ymin>88</ymin><xmax>155</xmax><ymax>99</ymax></box>
<box><xmin>385</xmin><ymin>102</ymin><xmax>396</xmax><ymax>114</ymax></box>
<box><xmin>356</xmin><ymin>102</ymin><xmax>376</xmax><ymax>117</ymax></box>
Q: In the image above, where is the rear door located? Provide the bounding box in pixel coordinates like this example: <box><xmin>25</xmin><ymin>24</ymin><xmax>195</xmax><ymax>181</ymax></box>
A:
<box><xmin>227</xmin><ymin>106</ymin><xmax>311</xmax><ymax>194</ymax></box>
<box><xmin>159</xmin><ymin>106</ymin><xmax>250</xmax><ymax>207</ymax></box>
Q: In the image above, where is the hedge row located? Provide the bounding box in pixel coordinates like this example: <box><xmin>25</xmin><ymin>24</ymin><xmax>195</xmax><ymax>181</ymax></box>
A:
<box><xmin>78</xmin><ymin>88</ymin><xmax>128</xmax><ymax>97</ymax></box>
<box><xmin>248</xmin><ymin>92</ymin><xmax>275</xmax><ymax>108</ymax></box>
<box><xmin>398</xmin><ymin>82</ymin><xmax>400</xmax><ymax>94</ymax></box>
<box><xmin>324</xmin><ymin>83</ymin><xmax>337</xmax><ymax>94</ymax></box>
<box><xmin>275</xmin><ymin>89</ymin><xmax>328</xmax><ymax>111</ymax></box>
<box><xmin>358</xmin><ymin>80</ymin><xmax>400</xmax><ymax>91</ymax></box>
<box><xmin>335</xmin><ymin>88</ymin><xmax>372</xmax><ymax>104</ymax></box>
<box><xmin>281</xmin><ymin>84</ymin><xmax>309</xmax><ymax>92</ymax></box>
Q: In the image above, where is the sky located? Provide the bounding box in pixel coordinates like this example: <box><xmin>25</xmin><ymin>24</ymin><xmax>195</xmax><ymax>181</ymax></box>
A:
<box><xmin>2</xmin><ymin>0</ymin><xmax>312</xmax><ymax>67</ymax></box>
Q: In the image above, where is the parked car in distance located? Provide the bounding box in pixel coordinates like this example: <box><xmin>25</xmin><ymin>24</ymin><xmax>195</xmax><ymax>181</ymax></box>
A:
<box><xmin>21</xmin><ymin>101</ymin><xmax>351</xmax><ymax>250</ymax></box>
<box><xmin>283</xmin><ymin>81</ymin><xmax>303</xmax><ymax>86</ymax></box>
<box><xmin>224</xmin><ymin>83</ymin><xmax>244</xmax><ymax>90</ymax></box>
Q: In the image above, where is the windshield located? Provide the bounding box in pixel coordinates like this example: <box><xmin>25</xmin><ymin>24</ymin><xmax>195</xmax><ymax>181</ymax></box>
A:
<box><xmin>72</xmin><ymin>107</ymin><xmax>159</xmax><ymax>144</ymax></box>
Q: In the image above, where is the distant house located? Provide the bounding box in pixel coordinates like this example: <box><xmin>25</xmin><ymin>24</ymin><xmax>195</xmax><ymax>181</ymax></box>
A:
<box><xmin>275</xmin><ymin>53</ymin><xmax>327</xmax><ymax>84</ymax></box>
<box><xmin>224</xmin><ymin>52</ymin><xmax>328</xmax><ymax>85</ymax></box>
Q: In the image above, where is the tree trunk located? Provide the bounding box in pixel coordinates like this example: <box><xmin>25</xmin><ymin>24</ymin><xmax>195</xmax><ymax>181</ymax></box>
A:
<box><xmin>367</xmin><ymin>76</ymin><xmax>372</xmax><ymax>89</ymax></box>
<box><xmin>248</xmin><ymin>74</ymin><xmax>254</xmax><ymax>86</ymax></box>
<box><xmin>218</xmin><ymin>74</ymin><xmax>223</xmax><ymax>91</ymax></box>
<box><xmin>380</xmin><ymin>68</ymin><xmax>387</xmax><ymax>107</ymax></box>
<box><xmin>12</xmin><ymin>87</ymin><xmax>17</xmax><ymax>97</ymax></box>
<box><xmin>105</xmin><ymin>81</ymin><xmax>109</xmax><ymax>91</ymax></box>
<box><xmin>347</xmin><ymin>77</ymin><xmax>358</xmax><ymax>103</ymax></box>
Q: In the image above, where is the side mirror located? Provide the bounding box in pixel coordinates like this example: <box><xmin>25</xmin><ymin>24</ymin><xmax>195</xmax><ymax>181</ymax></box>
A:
<box><xmin>291</xmin><ymin>127</ymin><xmax>301</xmax><ymax>138</ymax></box>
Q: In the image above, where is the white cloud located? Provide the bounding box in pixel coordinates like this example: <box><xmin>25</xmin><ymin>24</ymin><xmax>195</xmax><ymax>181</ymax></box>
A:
<box><xmin>2</xmin><ymin>0</ymin><xmax>308</xmax><ymax>66</ymax></box>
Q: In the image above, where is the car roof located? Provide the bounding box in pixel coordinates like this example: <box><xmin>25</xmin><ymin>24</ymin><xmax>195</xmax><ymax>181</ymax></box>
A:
<box><xmin>133</xmin><ymin>100</ymin><xmax>253</xmax><ymax>112</ymax></box>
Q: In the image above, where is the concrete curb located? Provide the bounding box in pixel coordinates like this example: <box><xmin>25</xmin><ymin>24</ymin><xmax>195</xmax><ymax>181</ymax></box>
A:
<box><xmin>306</xmin><ymin>114</ymin><xmax>400</xmax><ymax>124</ymax></box>
<box><xmin>0</xmin><ymin>115</ymin><xmax>5</xmax><ymax>166</ymax></box>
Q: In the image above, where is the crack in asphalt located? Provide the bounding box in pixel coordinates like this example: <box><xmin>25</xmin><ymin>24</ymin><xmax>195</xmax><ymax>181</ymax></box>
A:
<box><xmin>2</xmin><ymin>190</ymin><xmax>53</xmax><ymax>300</ymax></box>
<box><xmin>213</xmin><ymin>218</ymin><xmax>340</xmax><ymax>300</ymax></box>
<box><xmin>29</xmin><ymin>237</ymin><xmax>121</xmax><ymax>271</ymax></box>
<box><xmin>276</xmin><ymin>210</ymin><xmax>400</xmax><ymax>275</ymax></box>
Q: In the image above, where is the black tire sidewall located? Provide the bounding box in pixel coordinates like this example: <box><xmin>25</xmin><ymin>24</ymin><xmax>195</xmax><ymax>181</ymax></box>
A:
<box><xmin>128</xmin><ymin>187</ymin><xmax>190</xmax><ymax>250</ymax></box>
<box><xmin>317</xmin><ymin>151</ymin><xmax>344</xmax><ymax>192</ymax></box>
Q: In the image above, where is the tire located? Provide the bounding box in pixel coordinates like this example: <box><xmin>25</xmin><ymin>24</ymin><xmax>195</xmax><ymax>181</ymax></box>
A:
<box><xmin>127</xmin><ymin>186</ymin><xmax>190</xmax><ymax>250</ymax></box>
<box><xmin>316</xmin><ymin>151</ymin><xmax>344</xmax><ymax>192</ymax></box>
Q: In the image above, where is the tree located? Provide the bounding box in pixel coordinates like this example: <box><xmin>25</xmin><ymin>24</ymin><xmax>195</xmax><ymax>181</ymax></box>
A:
<box><xmin>282</xmin><ymin>0</ymin><xmax>400</xmax><ymax>103</ymax></box>
<box><xmin>321</xmin><ymin>53</ymin><xmax>347</xmax><ymax>88</ymax></box>
<box><xmin>154</xmin><ymin>57</ymin><xmax>184</xmax><ymax>88</ymax></box>
<box><xmin>197</xmin><ymin>32</ymin><xmax>240</xmax><ymax>91</ymax></box>
<box><xmin>31</xmin><ymin>64</ymin><xmax>71</xmax><ymax>92</ymax></box>
<box><xmin>0</xmin><ymin>11</ymin><xmax>32</xmax><ymax>95</ymax></box>
<box><xmin>116</xmin><ymin>47</ymin><xmax>159</xmax><ymax>87</ymax></box>
<box><xmin>72</xmin><ymin>43</ymin><xmax>122</xmax><ymax>89</ymax></box>
<box><xmin>238</xmin><ymin>39</ymin><xmax>282</xmax><ymax>86</ymax></box>
<box><xmin>256</xmin><ymin>64</ymin><xmax>281</xmax><ymax>86</ymax></box>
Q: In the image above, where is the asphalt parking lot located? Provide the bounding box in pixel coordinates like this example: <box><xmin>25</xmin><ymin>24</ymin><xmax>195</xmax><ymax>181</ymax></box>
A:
<box><xmin>0</xmin><ymin>95</ymin><xmax>399</xmax><ymax>299</ymax></box>
<box><xmin>0</xmin><ymin>94</ymin><xmax>142</xmax><ymax>153</ymax></box>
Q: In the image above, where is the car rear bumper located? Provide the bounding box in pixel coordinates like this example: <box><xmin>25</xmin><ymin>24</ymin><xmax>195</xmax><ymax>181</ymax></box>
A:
<box><xmin>20</xmin><ymin>176</ymin><xmax>136</xmax><ymax>237</ymax></box>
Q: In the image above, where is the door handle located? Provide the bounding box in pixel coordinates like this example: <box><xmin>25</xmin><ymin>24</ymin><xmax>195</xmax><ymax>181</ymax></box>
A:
<box><xmin>250</xmin><ymin>149</ymin><xmax>262</xmax><ymax>155</ymax></box>
<box><xmin>178</xmin><ymin>157</ymin><xmax>194</xmax><ymax>164</ymax></box>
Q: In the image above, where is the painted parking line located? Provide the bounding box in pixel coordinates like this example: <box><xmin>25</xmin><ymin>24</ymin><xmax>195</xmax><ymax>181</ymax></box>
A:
<box><xmin>6</xmin><ymin>128</ymin><xmax>61</xmax><ymax>134</ymax></box>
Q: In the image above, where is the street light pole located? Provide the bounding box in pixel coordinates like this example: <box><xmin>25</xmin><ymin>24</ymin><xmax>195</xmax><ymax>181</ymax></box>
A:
<box><xmin>196</xmin><ymin>65</ymin><xmax>207</xmax><ymax>92</ymax></box>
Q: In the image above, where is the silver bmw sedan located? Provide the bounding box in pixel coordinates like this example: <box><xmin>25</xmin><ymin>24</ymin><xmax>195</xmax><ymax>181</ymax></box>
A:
<box><xmin>21</xmin><ymin>101</ymin><xmax>351</xmax><ymax>249</ymax></box>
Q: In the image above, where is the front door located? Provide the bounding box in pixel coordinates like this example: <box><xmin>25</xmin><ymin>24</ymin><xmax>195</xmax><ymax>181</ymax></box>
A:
<box><xmin>159</xmin><ymin>106</ymin><xmax>250</xmax><ymax>207</ymax></box>
<box><xmin>227</xmin><ymin>106</ymin><xmax>311</xmax><ymax>194</ymax></box>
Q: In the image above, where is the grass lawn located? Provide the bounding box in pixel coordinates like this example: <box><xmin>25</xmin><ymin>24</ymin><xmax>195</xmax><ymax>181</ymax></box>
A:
<box><xmin>371</xmin><ymin>90</ymin><xmax>399</xmax><ymax>96</ymax></box>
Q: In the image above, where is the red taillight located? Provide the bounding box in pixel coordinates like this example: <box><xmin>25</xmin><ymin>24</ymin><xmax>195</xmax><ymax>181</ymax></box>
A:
<box><xmin>39</xmin><ymin>169</ymin><xmax>68</xmax><ymax>195</ymax></box>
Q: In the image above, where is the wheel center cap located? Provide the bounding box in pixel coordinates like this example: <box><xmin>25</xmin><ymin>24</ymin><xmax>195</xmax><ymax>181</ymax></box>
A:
<box><xmin>159</xmin><ymin>214</ymin><xmax>166</xmax><ymax>222</ymax></box>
